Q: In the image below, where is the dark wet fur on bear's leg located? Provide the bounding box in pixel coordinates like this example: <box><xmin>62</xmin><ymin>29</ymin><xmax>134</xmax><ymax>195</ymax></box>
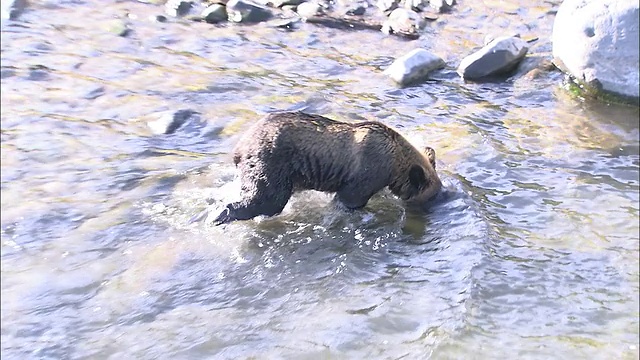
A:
<box><xmin>330</xmin><ymin>194</ymin><xmax>366</xmax><ymax>212</ymax></box>
<box><xmin>212</xmin><ymin>182</ymin><xmax>294</xmax><ymax>226</ymax></box>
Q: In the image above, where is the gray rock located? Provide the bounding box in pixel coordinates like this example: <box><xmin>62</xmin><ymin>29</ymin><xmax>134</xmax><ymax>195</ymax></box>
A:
<box><xmin>267</xmin><ymin>0</ymin><xmax>305</xmax><ymax>8</ymax></box>
<box><xmin>552</xmin><ymin>0</ymin><xmax>639</xmax><ymax>99</ymax></box>
<box><xmin>1</xmin><ymin>0</ymin><xmax>27</xmax><ymax>20</ymax></box>
<box><xmin>165</xmin><ymin>0</ymin><xmax>192</xmax><ymax>17</ymax></box>
<box><xmin>148</xmin><ymin>109</ymin><xmax>198</xmax><ymax>135</ymax></box>
<box><xmin>281</xmin><ymin>4</ymin><xmax>298</xmax><ymax>14</ymax></box>
<box><xmin>106</xmin><ymin>19</ymin><xmax>130</xmax><ymax>37</ymax></box>
<box><xmin>377</xmin><ymin>0</ymin><xmax>399</xmax><ymax>12</ymax></box>
<box><xmin>428</xmin><ymin>0</ymin><xmax>454</xmax><ymax>12</ymax></box>
<box><xmin>202</xmin><ymin>4</ymin><xmax>227</xmax><ymax>23</ymax></box>
<box><xmin>84</xmin><ymin>86</ymin><xmax>106</xmax><ymax>100</ymax></box>
<box><xmin>483</xmin><ymin>32</ymin><xmax>520</xmax><ymax>46</ymax></box>
<box><xmin>346</xmin><ymin>5</ymin><xmax>366</xmax><ymax>16</ymax></box>
<box><xmin>296</xmin><ymin>1</ymin><xmax>323</xmax><ymax>18</ymax></box>
<box><xmin>226</xmin><ymin>0</ymin><xmax>273</xmax><ymax>23</ymax></box>
<box><xmin>401</xmin><ymin>0</ymin><xmax>424</xmax><ymax>10</ymax></box>
<box><xmin>26</xmin><ymin>65</ymin><xmax>50</xmax><ymax>81</ymax></box>
<box><xmin>457</xmin><ymin>36</ymin><xmax>529</xmax><ymax>79</ymax></box>
<box><xmin>381</xmin><ymin>8</ymin><xmax>425</xmax><ymax>37</ymax></box>
<box><xmin>267</xmin><ymin>17</ymin><xmax>301</xmax><ymax>29</ymax></box>
<box><xmin>384</xmin><ymin>48</ymin><xmax>445</xmax><ymax>85</ymax></box>
<box><xmin>152</xmin><ymin>14</ymin><xmax>168</xmax><ymax>22</ymax></box>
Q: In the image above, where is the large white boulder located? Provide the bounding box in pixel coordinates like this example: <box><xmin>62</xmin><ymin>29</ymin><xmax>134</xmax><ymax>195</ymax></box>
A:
<box><xmin>552</xmin><ymin>0</ymin><xmax>639</xmax><ymax>99</ymax></box>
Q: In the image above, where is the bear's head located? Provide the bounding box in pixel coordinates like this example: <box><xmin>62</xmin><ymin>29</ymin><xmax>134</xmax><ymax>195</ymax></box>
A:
<box><xmin>393</xmin><ymin>146</ymin><xmax>442</xmax><ymax>205</ymax></box>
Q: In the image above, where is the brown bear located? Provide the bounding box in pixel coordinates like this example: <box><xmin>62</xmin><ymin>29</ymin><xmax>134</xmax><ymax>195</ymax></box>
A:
<box><xmin>210</xmin><ymin>111</ymin><xmax>442</xmax><ymax>225</ymax></box>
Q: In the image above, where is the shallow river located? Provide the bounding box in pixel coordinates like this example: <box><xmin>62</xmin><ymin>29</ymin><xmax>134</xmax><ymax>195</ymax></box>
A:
<box><xmin>1</xmin><ymin>1</ymin><xmax>639</xmax><ymax>359</ymax></box>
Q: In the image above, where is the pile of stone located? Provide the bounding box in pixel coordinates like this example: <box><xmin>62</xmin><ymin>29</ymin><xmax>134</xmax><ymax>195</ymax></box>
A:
<box><xmin>161</xmin><ymin>0</ymin><xmax>455</xmax><ymax>39</ymax></box>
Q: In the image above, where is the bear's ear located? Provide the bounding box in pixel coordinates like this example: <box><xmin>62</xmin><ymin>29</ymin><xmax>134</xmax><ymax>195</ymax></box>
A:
<box><xmin>409</xmin><ymin>165</ymin><xmax>430</xmax><ymax>192</ymax></box>
<box><xmin>424</xmin><ymin>147</ymin><xmax>436</xmax><ymax>169</ymax></box>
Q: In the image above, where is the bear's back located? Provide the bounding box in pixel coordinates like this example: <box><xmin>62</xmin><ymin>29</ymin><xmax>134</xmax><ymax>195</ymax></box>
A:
<box><xmin>235</xmin><ymin>112</ymin><xmax>401</xmax><ymax>192</ymax></box>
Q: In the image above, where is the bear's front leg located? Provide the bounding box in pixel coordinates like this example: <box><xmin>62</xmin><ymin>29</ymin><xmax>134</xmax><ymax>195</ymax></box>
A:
<box><xmin>210</xmin><ymin>185</ymin><xmax>293</xmax><ymax>225</ymax></box>
<box><xmin>335</xmin><ymin>184</ymin><xmax>376</xmax><ymax>210</ymax></box>
<box><xmin>209</xmin><ymin>200</ymin><xmax>272</xmax><ymax>225</ymax></box>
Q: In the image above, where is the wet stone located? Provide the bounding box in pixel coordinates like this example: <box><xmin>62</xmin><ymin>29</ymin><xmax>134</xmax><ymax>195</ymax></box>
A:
<box><xmin>267</xmin><ymin>17</ymin><xmax>301</xmax><ymax>29</ymax></box>
<box><xmin>384</xmin><ymin>48</ymin><xmax>445</xmax><ymax>86</ymax></box>
<box><xmin>296</xmin><ymin>1</ymin><xmax>324</xmax><ymax>18</ymax></box>
<box><xmin>457</xmin><ymin>35</ymin><xmax>529</xmax><ymax>80</ymax></box>
<box><xmin>267</xmin><ymin>0</ymin><xmax>305</xmax><ymax>8</ymax></box>
<box><xmin>165</xmin><ymin>0</ymin><xmax>193</xmax><ymax>17</ymax></box>
<box><xmin>202</xmin><ymin>4</ymin><xmax>227</xmax><ymax>23</ymax></box>
<box><xmin>428</xmin><ymin>0</ymin><xmax>455</xmax><ymax>13</ymax></box>
<box><xmin>106</xmin><ymin>19</ymin><xmax>131</xmax><ymax>37</ymax></box>
<box><xmin>26</xmin><ymin>65</ymin><xmax>50</xmax><ymax>81</ymax></box>
<box><xmin>147</xmin><ymin>109</ymin><xmax>199</xmax><ymax>135</ymax></box>
<box><xmin>552</xmin><ymin>0</ymin><xmax>639</xmax><ymax>99</ymax></box>
<box><xmin>377</xmin><ymin>0</ymin><xmax>399</xmax><ymax>13</ymax></box>
<box><xmin>84</xmin><ymin>86</ymin><xmax>106</xmax><ymax>100</ymax></box>
<box><xmin>484</xmin><ymin>32</ymin><xmax>520</xmax><ymax>46</ymax></box>
<box><xmin>1</xmin><ymin>0</ymin><xmax>27</xmax><ymax>20</ymax></box>
<box><xmin>226</xmin><ymin>0</ymin><xmax>273</xmax><ymax>23</ymax></box>
<box><xmin>152</xmin><ymin>14</ymin><xmax>168</xmax><ymax>22</ymax></box>
<box><xmin>346</xmin><ymin>5</ymin><xmax>366</xmax><ymax>16</ymax></box>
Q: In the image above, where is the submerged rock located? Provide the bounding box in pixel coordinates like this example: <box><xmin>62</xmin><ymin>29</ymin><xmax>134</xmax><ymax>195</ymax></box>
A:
<box><xmin>552</xmin><ymin>0</ymin><xmax>639</xmax><ymax>100</ymax></box>
<box><xmin>384</xmin><ymin>48</ymin><xmax>445</xmax><ymax>86</ymax></box>
<box><xmin>148</xmin><ymin>109</ymin><xmax>199</xmax><ymax>135</ymax></box>
<box><xmin>1</xmin><ymin>0</ymin><xmax>27</xmax><ymax>20</ymax></box>
<box><xmin>381</xmin><ymin>8</ymin><xmax>425</xmax><ymax>38</ymax></box>
<box><xmin>226</xmin><ymin>0</ymin><xmax>273</xmax><ymax>23</ymax></box>
<box><xmin>202</xmin><ymin>4</ymin><xmax>227</xmax><ymax>23</ymax></box>
<box><xmin>83</xmin><ymin>86</ymin><xmax>106</xmax><ymax>100</ymax></box>
<box><xmin>106</xmin><ymin>19</ymin><xmax>131</xmax><ymax>37</ymax></box>
<box><xmin>457</xmin><ymin>36</ymin><xmax>529</xmax><ymax>80</ymax></box>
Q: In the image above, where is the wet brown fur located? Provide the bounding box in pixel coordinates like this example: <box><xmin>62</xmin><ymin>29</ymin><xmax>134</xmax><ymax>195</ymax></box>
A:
<box><xmin>212</xmin><ymin>111</ymin><xmax>442</xmax><ymax>225</ymax></box>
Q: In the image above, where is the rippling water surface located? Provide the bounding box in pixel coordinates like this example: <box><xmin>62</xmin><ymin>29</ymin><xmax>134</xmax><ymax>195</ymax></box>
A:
<box><xmin>1</xmin><ymin>1</ymin><xmax>638</xmax><ymax>359</ymax></box>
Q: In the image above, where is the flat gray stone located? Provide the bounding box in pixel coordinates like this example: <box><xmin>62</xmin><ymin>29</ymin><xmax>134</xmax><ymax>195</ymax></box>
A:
<box><xmin>267</xmin><ymin>0</ymin><xmax>305</xmax><ymax>8</ymax></box>
<box><xmin>227</xmin><ymin>0</ymin><xmax>273</xmax><ymax>23</ymax></box>
<box><xmin>457</xmin><ymin>36</ymin><xmax>529</xmax><ymax>79</ymax></box>
<box><xmin>384</xmin><ymin>48</ymin><xmax>445</xmax><ymax>86</ymax></box>
<box><xmin>202</xmin><ymin>4</ymin><xmax>227</xmax><ymax>23</ymax></box>
<box><xmin>552</xmin><ymin>0</ymin><xmax>639</xmax><ymax>99</ymax></box>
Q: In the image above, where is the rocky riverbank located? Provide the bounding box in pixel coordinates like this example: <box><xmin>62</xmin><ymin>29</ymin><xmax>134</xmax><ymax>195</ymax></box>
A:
<box><xmin>2</xmin><ymin>0</ymin><xmax>637</xmax><ymax>106</ymax></box>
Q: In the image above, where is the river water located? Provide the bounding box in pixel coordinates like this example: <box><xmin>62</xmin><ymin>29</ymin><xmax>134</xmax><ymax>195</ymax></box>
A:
<box><xmin>1</xmin><ymin>1</ymin><xmax>638</xmax><ymax>359</ymax></box>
